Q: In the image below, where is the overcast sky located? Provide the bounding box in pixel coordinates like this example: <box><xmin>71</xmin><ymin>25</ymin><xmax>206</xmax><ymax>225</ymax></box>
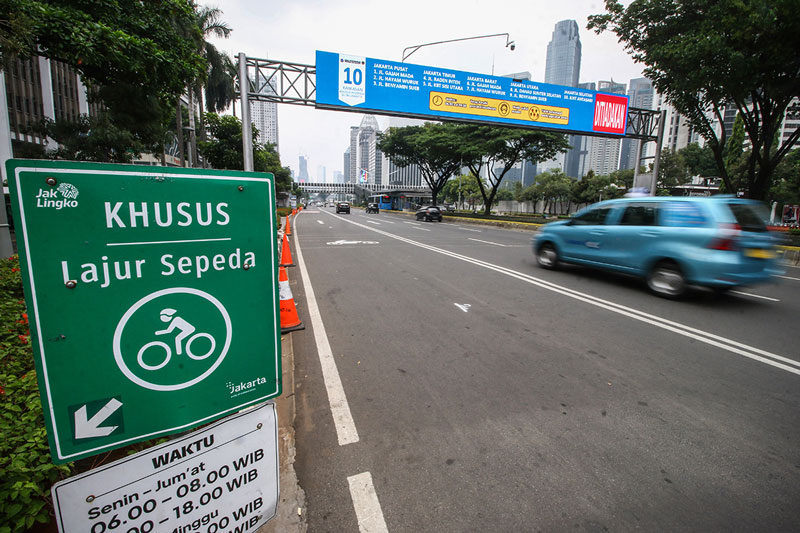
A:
<box><xmin>208</xmin><ymin>0</ymin><xmax>645</xmax><ymax>182</ymax></box>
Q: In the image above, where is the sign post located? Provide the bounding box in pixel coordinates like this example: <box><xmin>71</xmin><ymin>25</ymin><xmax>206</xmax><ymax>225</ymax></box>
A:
<box><xmin>7</xmin><ymin>160</ymin><xmax>282</xmax><ymax>463</ymax></box>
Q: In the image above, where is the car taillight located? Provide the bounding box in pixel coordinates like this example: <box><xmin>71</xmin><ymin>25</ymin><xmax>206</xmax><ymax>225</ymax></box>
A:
<box><xmin>707</xmin><ymin>223</ymin><xmax>741</xmax><ymax>251</ymax></box>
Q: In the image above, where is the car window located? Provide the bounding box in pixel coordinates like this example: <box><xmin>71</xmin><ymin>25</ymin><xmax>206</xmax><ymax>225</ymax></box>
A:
<box><xmin>571</xmin><ymin>207</ymin><xmax>613</xmax><ymax>226</ymax></box>
<box><xmin>618</xmin><ymin>203</ymin><xmax>658</xmax><ymax>226</ymax></box>
<box><xmin>727</xmin><ymin>202</ymin><xmax>768</xmax><ymax>232</ymax></box>
<box><xmin>661</xmin><ymin>202</ymin><xmax>710</xmax><ymax>227</ymax></box>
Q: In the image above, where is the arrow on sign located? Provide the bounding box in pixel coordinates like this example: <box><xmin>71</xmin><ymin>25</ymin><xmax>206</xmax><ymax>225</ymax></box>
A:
<box><xmin>74</xmin><ymin>398</ymin><xmax>122</xmax><ymax>439</ymax></box>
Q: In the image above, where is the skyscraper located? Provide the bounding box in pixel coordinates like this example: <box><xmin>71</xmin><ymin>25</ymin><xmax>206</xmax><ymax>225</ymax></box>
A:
<box><xmin>250</xmin><ymin>74</ymin><xmax>279</xmax><ymax>149</ymax></box>
<box><xmin>348</xmin><ymin>115</ymin><xmax>382</xmax><ymax>185</ymax></box>
<box><xmin>540</xmin><ymin>20</ymin><xmax>582</xmax><ymax>176</ymax></box>
<box><xmin>545</xmin><ymin>20</ymin><xmax>581</xmax><ymax>87</ymax></box>
<box><xmin>297</xmin><ymin>155</ymin><xmax>309</xmax><ymax>182</ymax></box>
<box><xmin>619</xmin><ymin>78</ymin><xmax>655</xmax><ymax>171</ymax></box>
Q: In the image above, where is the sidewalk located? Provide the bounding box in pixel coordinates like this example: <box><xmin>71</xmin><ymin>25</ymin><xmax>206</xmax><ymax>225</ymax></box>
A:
<box><xmin>259</xmin><ymin>332</ymin><xmax>307</xmax><ymax>532</ymax></box>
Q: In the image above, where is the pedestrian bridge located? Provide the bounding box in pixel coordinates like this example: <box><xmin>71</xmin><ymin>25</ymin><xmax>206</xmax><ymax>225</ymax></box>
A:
<box><xmin>296</xmin><ymin>182</ymin><xmax>429</xmax><ymax>194</ymax></box>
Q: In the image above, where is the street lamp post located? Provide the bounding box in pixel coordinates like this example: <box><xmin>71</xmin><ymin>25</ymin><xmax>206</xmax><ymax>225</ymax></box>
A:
<box><xmin>402</xmin><ymin>33</ymin><xmax>515</xmax><ymax>62</ymax></box>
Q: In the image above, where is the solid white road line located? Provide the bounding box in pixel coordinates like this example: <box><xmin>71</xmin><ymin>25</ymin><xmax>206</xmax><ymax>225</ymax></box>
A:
<box><xmin>730</xmin><ymin>290</ymin><xmax>780</xmax><ymax>302</ymax></box>
<box><xmin>348</xmin><ymin>472</ymin><xmax>389</xmax><ymax>533</ymax></box>
<box><xmin>412</xmin><ymin>227</ymin><xmax>431</xmax><ymax>231</ymax></box>
<box><xmin>293</xmin><ymin>215</ymin><xmax>360</xmax><ymax>446</ymax></box>
<box><xmin>323</xmin><ymin>210</ymin><xmax>800</xmax><ymax>377</ymax></box>
<box><xmin>468</xmin><ymin>237</ymin><xmax>507</xmax><ymax>247</ymax></box>
<box><xmin>776</xmin><ymin>274</ymin><xmax>800</xmax><ymax>281</ymax></box>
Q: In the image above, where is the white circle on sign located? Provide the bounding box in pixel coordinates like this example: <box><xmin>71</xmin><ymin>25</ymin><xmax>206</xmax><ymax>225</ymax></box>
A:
<box><xmin>113</xmin><ymin>288</ymin><xmax>232</xmax><ymax>391</ymax></box>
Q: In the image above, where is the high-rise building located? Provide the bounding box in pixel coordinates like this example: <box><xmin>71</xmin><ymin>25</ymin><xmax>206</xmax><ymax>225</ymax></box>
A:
<box><xmin>343</xmin><ymin>147</ymin><xmax>350</xmax><ymax>183</ymax></box>
<box><xmin>250</xmin><ymin>74</ymin><xmax>279</xmax><ymax>148</ymax></box>
<box><xmin>619</xmin><ymin>78</ymin><xmax>655</xmax><ymax>171</ymax></box>
<box><xmin>333</xmin><ymin>170</ymin><xmax>344</xmax><ymax>184</ymax></box>
<box><xmin>540</xmin><ymin>20</ymin><xmax>582</xmax><ymax>176</ymax></box>
<box><xmin>298</xmin><ymin>155</ymin><xmax>309</xmax><ymax>182</ymax></box>
<box><xmin>317</xmin><ymin>165</ymin><xmax>326</xmax><ymax>182</ymax></box>
<box><xmin>545</xmin><ymin>20</ymin><xmax>581</xmax><ymax>87</ymax></box>
<box><xmin>348</xmin><ymin>115</ymin><xmax>382</xmax><ymax>185</ymax></box>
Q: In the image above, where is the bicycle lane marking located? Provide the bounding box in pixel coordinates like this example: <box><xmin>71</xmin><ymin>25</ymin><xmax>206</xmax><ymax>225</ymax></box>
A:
<box><xmin>292</xmin><ymin>214</ymin><xmax>359</xmax><ymax>446</ymax></box>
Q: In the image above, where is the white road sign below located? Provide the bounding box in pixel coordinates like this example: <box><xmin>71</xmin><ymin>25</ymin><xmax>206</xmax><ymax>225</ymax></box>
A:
<box><xmin>52</xmin><ymin>403</ymin><xmax>279</xmax><ymax>533</ymax></box>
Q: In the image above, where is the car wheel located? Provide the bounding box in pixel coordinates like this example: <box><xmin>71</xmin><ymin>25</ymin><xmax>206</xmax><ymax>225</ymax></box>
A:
<box><xmin>536</xmin><ymin>242</ymin><xmax>559</xmax><ymax>270</ymax></box>
<box><xmin>646</xmin><ymin>260</ymin><xmax>687</xmax><ymax>298</ymax></box>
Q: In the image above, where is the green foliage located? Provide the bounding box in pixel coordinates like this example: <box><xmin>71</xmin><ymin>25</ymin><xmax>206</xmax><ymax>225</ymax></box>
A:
<box><xmin>770</xmin><ymin>148</ymin><xmax>800</xmax><ymax>204</ymax></box>
<box><xmin>440</xmin><ymin>173</ymin><xmax>484</xmax><ymax>208</ymax></box>
<box><xmin>588</xmin><ymin>0</ymin><xmax>800</xmax><ymax>200</ymax></box>
<box><xmin>452</xmin><ymin>124</ymin><xmax>570</xmax><ymax>215</ymax></box>
<box><xmin>32</xmin><ymin>114</ymin><xmax>145</xmax><ymax>163</ymax></box>
<box><xmin>570</xmin><ymin>170</ymin><xmax>625</xmax><ymax>207</ymax></box>
<box><xmin>527</xmin><ymin>170</ymin><xmax>575</xmax><ymax>215</ymax></box>
<box><xmin>198</xmin><ymin>113</ymin><xmax>292</xmax><ymax>193</ymax></box>
<box><xmin>0</xmin><ymin>256</ymin><xmax>73</xmax><ymax>532</ymax></box>
<box><xmin>654</xmin><ymin>148</ymin><xmax>691</xmax><ymax>191</ymax></box>
<box><xmin>680</xmin><ymin>143</ymin><xmax>717</xmax><ymax>179</ymax></box>
<box><xmin>378</xmin><ymin>123</ymin><xmax>464</xmax><ymax>205</ymax></box>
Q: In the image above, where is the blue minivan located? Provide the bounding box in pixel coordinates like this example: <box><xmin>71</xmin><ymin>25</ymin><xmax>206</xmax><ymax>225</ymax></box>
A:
<box><xmin>533</xmin><ymin>196</ymin><xmax>783</xmax><ymax>298</ymax></box>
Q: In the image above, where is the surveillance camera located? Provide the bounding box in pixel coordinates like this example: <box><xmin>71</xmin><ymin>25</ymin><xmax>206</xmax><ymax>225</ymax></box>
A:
<box><xmin>509</xmin><ymin>41</ymin><xmax>516</xmax><ymax>51</ymax></box>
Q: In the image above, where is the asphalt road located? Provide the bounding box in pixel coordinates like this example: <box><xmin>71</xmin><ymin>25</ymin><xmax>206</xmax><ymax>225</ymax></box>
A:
<box><xmin>288</xmin><ymin>207</ymin><xmax>800</xmax><ymax>532</ymax></box>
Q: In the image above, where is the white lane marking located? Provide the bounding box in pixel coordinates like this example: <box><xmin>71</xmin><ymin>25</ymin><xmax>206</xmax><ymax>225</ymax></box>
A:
<box><xmin>379</xmin><ymin>219</ymin><xmax>395</xmax><ymax>224</ymax></box>
<box><xmin>777</xmin><ymin>274</ymin><xmax>800</xmax><ymax>281</ymax></box>
<box><xmin>293</xmin><ymin>214</ymin><xmax>360</xmax><ymax>446</ymax></box>
<box><xmin>403</xmin><ymin>221</ymin><xmax>421</xmax><ymax>226</ymax></box>
<box><xmin>455</xmin><ymin>303</ymin><xmax>471</xmax><ymax>312</ymax></box>
<box><xmin>348</xmin><ymin>472</ymin><xmax>389</xmax><ymax>533</ymax></box>
<box><xmin>730</xmin><ymin>290</ymin><xmax>780</xmax><ymax>302</ymax></box>
<box><xmin>412</xmin><ymin>227</ymin><xmax>431</xmax><ymax>231</ymax></box>
<box><xmin>322</xmin><ymin>210</ymin><xmax>800</xmax><ymax>376</ymax></box>
<box><xmin>366</xmin><ymin>220</ymin><xmax>381</xmax><ymax>225</ymax></box>
<box><xmin>457</xmin><ymin>227</ymin><xmax>482</xmax><ymax>232</ymax></box>
<box><xmin>468</xmin><ymin>238</ymin><xmax>507</xmax><ymax>247</ymax></box>
<box><xmin>317</xmin><ymin>220</ymin><xmax>325</xmax><ymax>225</ymax></box>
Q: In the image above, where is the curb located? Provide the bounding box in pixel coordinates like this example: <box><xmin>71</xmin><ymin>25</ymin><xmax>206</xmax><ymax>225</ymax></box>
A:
<box><xmin>259</xmin><ymin>333</ymin><xmax>306</xmax><ymax>532</ymax></box>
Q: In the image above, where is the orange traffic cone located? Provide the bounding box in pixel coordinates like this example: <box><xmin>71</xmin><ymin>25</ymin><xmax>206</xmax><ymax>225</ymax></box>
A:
<box><xmin>292</xmin><ymin>208</ymin><xmax>297</xmax><ymax>216</ymax></box>
<box><xmin>279</xmin><ymin>266</ymin><xmax>304</xmax><ymax>333</ymax></box>
<box><xmin>285</xmin><ymin>215</ymin><xmax>292</xmax><ymax>236</ymax></box>
<box><xmin>280</xmin><ymin>232</ymin><xmax>295</xmax><ymax>267</ymax></box>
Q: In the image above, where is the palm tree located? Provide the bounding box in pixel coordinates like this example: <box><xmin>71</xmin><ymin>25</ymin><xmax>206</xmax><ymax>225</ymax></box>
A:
<box><xmin>183</xmin><ymin>4</ymin><xmax>232</xmax><ymax>167</ymax></box>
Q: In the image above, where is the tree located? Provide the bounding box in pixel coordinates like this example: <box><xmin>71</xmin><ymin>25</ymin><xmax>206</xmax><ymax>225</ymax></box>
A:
<box><xmin>440</xmin><ymin>173</ymin><xmax>483</xmax><ymax>209</ymax></box>
<box><xmin>534</xmin><ymin>170</ymin><xmax>575</xmax><ymax>215</ymax></box>
<box><xmin>770</xmin><ymin>148</ymin><xmax>800</xmax><ymax>204</ymax></box>
<box><xmin>588</xmin><ymin>0</ymin><xmax>800</xmax><ymax>200</ymax></box>
<box><xmin>32</xmin><ymin>114</ymin><xmax>144</xmax><ymax>163</ymax></box>
<box><xmin>198</xmin><ymin>113</ymin><xmax>291</xmax><ymax>193</ymax></box>
<box><xmin>2</xmin><ymin>0</ymin><xmax>206</xmax><ymax>144</ymax></box>
<box><xmin>654</xmin><ymin>148</ymin><xmax>690</xmax><ymax>193</ymax></box>
<box><xmin>378</xmin><ymin>123</ymin><xmax>463</xmax><ymax>205</ymax></box>
<box><xmin>454</xmin><ymin>125</ymin><xmax>570</xmax><ymax>215</ymax></box>
<box><xmin>680</xmin><ymin>143</ymin><xmax>717</xmax><ymax>179</ymax></box>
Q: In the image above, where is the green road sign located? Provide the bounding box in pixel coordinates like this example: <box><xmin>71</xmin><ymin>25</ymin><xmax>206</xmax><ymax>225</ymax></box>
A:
<box><xmin>6</xmin><ymin>160</ymin><xmax>281</xmax><ymax>463</ymax></box>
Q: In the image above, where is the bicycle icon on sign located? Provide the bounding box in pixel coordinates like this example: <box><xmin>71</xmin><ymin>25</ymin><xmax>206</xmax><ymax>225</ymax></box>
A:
<box><xmin>137</xmin><ymin>308</ymin><xmax>216</xmax><ymax>371</ymax></box>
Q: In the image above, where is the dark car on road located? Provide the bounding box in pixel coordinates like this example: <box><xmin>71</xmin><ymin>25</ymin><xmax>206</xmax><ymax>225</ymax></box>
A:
<box><xmin>533</xmin><ymin>196</ymin><xmax>782</xmax><ymax>298</ymax></box>
<box><xmin>416</xmin><ymin>205</ymin><xmax>443</xmax><ymax>222</ymax></box>
<box><xmin>336</xmin><ymin>202</ymin><xmax>350</xmax><ymax>214</ymax></box>
<box><xmin>366</xmin><ymin>202</ymin><xmax>379</xmax><ymax>214</ymax></box>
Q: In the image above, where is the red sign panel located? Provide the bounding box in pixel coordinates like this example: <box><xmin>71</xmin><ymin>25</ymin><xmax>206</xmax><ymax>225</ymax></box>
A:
<box><xmin>592</xmin><ymin>93</ymin><xmax>628</xmax><ymax>135</ymax></box>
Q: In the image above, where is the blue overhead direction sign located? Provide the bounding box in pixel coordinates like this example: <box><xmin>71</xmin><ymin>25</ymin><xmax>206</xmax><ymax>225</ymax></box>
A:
<box><xmin>315</xmin><ymin>50</ymin><xmax>629</xmax><ymax>136</ymax></box>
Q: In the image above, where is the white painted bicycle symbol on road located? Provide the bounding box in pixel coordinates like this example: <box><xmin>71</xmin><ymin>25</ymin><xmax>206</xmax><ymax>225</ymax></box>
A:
<box><xmin>137</xmin><ymin>308</ymin><xmax>217</xmax><ymax>370</ymax></box>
